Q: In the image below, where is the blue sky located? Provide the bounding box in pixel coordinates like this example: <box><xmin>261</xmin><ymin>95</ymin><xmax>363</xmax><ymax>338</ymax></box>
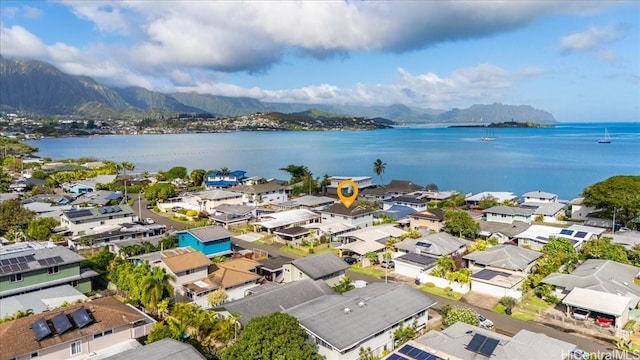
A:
<box><xmin>1</xmin><ymin>1</ymin><xmax>638</xmax><ymax>122</ymax></box>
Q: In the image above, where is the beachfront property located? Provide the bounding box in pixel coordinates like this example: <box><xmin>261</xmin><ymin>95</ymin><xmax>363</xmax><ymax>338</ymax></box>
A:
<box><xmin>0</xmin><ymin>296</ymin><xmax>154</xmax><ymax>360</ymax></box>
<box><xmin>0</xmin><ymin>243</ymin><xmax>97</xmax><ymax>299</ymax></box>
<box><xmin>230</xmin><ymin>180</ymin><xmax>289</xmax><ymax>206</ymax></box>
<box><xmin>203</xmin><ymin>169</ymin><xmax>248</xmax><ymax>188</ymax></box>
<box><xmin>408</xmin><ymin>208</ymin><xmax>446</xmax><ymax>232</ymax></box>
<box><xmin>177</xmin><ymin>226</ymin><xmax>233</xmax><ymax>257</ymax></box>
<box><xmin>59</xmin><ymin>205</ymin><xmax>136</xmax><ymax>236</ymax></box>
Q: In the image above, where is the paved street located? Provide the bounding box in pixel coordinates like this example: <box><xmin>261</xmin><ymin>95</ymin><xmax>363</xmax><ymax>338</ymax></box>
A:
<box><xmin>132</xmin><ymin>202</ymin><xmax>617</xmax><ymax>355</ymax></box>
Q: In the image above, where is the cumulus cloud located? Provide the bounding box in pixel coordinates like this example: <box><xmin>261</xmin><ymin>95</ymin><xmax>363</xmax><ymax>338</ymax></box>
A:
<box><xmin>0</xmin><ymin>5</ymin><xmax>42</xmax><ymax>19</ymax></box>
<box><xmin>559</xmin><ymin>23</ymin><xmax>629</xmax><ymax>64</ymax></box>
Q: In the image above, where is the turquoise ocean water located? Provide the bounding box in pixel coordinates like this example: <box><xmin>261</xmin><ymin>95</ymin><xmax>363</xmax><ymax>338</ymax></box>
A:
<box><xmin>26</xmin><ymin>122</ymin><xmax>639</xmax><ymax>200</ymax></box>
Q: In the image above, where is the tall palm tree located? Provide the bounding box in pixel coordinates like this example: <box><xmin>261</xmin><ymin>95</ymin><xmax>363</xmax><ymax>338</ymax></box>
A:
<box><xmin>373</xmin><ymin>159</ymin><xmax>386</xmax><ymax>186</ymax></box>
<box><xmin>140</xmin><ymin>267</ymin><xmax>176</xmax><ymax>313</ymax></box>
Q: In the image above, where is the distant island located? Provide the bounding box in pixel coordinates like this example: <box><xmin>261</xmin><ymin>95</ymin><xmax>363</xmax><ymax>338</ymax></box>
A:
<box><xmin>449</xmin><ymin>121</ymin><xmax>555</xmax><ymax>128</ymax></box>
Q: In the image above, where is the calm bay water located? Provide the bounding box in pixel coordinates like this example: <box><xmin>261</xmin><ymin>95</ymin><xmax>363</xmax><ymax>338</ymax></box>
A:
<box><xmin>26</xmin><ymin>122</ymin><xmax>639</xmax><ymax>200</ymax></box>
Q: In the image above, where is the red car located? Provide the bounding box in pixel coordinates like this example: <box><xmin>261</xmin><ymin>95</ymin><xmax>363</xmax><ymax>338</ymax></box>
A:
<box><xmin>596</xmin><ymin>316</ymin><xmax>613</xmax><ymax>327</ymax></box>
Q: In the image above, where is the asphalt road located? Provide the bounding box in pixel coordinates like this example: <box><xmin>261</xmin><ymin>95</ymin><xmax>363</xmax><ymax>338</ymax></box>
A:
<box><xmin>132</xmin><ymin>200</ymin><xmax>617</xmax><ymax>355</ymax></box>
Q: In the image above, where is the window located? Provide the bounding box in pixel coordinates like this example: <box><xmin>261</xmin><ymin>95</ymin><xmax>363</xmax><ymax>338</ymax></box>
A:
<box><xmin>10</xmin><ymin>273</ymin><xmax>23</xmax><ymax>283</ymax></box>
<box><xmin>31</xmin><ymin>352</ymin><xmax>39</xmax><ymax>358</ymax></box>
<box><xmin>298</xmin><ymin>271</ymin><xmax>303</xmax><ymax>279</ymax></box>
<box><xmin>93</xmin><ymin>332</ymin><xmax>103</xmax><ymax>339</ymax></box>
<box><xmin>48</xmin><ymin>266</ymin><xmax>59</xmax><ymax>275</ymax></box>
<box><xmin>103</xmin><ymin>329</ymin><xmax>113</xmax><ymax>335</ymax></box>
<box><xmin>71</xmin><ymin>280</ymin><xmax>79</xmax><ymax>287</ymax></box>
<box><xmin>185</xmin><ymin>269</ymin><xmax>194</xmax><ymax>275</ymax></box>
<box><xmin>70</xmin><ymin>341</ymin><xmax>82</xmax><ymax>355</ymax></box>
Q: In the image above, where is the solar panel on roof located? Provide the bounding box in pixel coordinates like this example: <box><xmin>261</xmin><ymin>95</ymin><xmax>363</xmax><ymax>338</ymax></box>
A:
<box><xmin>10</xmin><ymin>264</ymin><xmax>22</xmax><ymax>272</ymax></box>
<box><xmin>575</xmin><ymin>231</ymin><xmax>588</xmax><ymax>238</ymax></box>
<box><xmin>416</xmin><ymin>241</ymin><xmax>432</xmax><ymax>248</ymax></box>
<box><xmin>560</xmin><ymin>229</ymin><xmax>573</xmax><ymax>235</ymax></box>
<box><xmin>52</xmin><ymin>313</ymin><xmax>73</xmax><ymax>335</ymax></box>
<box><xmin>72</xmin><ymin>307</ymin><xmax>94</xmax><ymax>328</ymax></box>
<box><xmin>19</xmin><ymin>263</ymin><xmax>29</xmax><ymax>270</ymax></box>
<box><xmin>467</xmin><ymin>334</ymin><xmax>487</xmax><ymax>352</ymax></box>
<box><xmin>0</xmin><ymin>259</ymin><xmax>9</xmax><ymax>266</ymax></box>
<box><xmin>98</xmin><ymin>208</ymin><xmax>107</xmax><ymax>214</ymax></box>
<box><xmin>53</xmin><ymin>256</ymin><xmax>64</xmax><ymax>264</ymax></box>
<box><xmin>67</xmin><ymin>209</ymin><xmax>93</xmax><ymax>219</ymax></box>
<box><xmin>25</xmin><ymin>255</ymin><xmax>36</xmax><ymax>262</ymax></box>
<box><xmin>386</xmin><ymin>354</ymin><xmax>409</xmax><ymax>360</ymax></box>
<box><xmin>32</xmin><ymin>318</ymin><xmax>52</xmax><ymax>341</ymax></box>
<box><xmin>9</xmin><ymin>258</ymin><xmax>18</xmax><ymax>264</ymax></box>
<box><xmin>38</xmin><ymin>259</ymin><xmax>47</xmax><ymax>266</ymax></box>
<box><xmin>46</xmin><ymin>258</ymin><xmax>56</xmax><ymax>265</ymax></box>
<box><xmin>478</xmin><ymin>337</ymin><xmax>500</xmax><ymax>357</ymax></box>
<box><xmin>0</xmin><ymin>265</ymin><xmax>11</xmax><ymax>274</ymax></box>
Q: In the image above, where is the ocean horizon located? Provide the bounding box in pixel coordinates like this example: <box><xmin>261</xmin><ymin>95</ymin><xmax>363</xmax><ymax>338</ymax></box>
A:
<box><xmin>26</xmin><ymin>121</ymin><xmax>640</xmax><ymax>201</ymax></box>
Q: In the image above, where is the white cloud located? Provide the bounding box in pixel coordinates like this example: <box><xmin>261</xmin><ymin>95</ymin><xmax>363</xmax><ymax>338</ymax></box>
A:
<box><xmin>22</xmin><ymin>6</ymin><xmax>43</xmax><ymax>19</ymax></box>
<box><xmin>0</xmin><ymin>5</ymin><xmax>43</xmax><ymax>19</ymax></box>
<box><xmin>559</xmin><ymin>23</ymin><xmax>629</xmax><ymax>64</ymax></box>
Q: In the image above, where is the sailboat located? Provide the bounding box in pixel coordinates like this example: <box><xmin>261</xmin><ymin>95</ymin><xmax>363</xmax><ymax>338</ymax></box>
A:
<box><xmin>598</xmin><ymin>128</ymin><xmax>611</xmax><ymax>144</ymax></box>
<box><xmin>481</xmin><ymin>122</ymin><xmax>496</xmax><ymax>141</ymax></box>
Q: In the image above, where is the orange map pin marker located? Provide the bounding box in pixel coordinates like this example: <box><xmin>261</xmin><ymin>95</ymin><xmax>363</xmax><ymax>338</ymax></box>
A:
<box><xmin>337</xmin><ymin>180</ymin><xmax>359</xmax><ymax>208</ymax></box>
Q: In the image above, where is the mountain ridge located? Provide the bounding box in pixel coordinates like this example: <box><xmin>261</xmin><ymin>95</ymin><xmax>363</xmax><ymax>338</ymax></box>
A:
<box><xmin>0</xmin><ymin>56</ymin><xmax>556</xmax><ymax>123</ymax></box>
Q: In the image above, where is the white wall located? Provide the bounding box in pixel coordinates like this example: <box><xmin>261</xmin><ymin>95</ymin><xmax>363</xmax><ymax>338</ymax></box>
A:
<box><xmin>322</xmin><ymin>214</ymin><xmax>373</xmax><ymax>229</ymax></box>
<box><xmin>471</xmin><ymin>280</ymin><xmax>522</xmax><ymax>300</ymax></box>
<box><xmin>415</xmin><ymin>273</ymin><xmax>470</xmax><ymax>294</ymax></box>
<box><xmin>486</xmin><ymin>213</ymin><xmax>531</xmax><ymax>224</ymax></box>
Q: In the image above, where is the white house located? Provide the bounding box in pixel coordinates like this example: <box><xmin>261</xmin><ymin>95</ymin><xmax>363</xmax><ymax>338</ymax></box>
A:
<box><xmin>230</xmin><ymin>180</ymin><xmax>289</xmax><ymax>206</ymax></box>
<box><xmin>326</xmin><ymin>176</ymin><xmax>374</xmax><ymax>196</ymax></box>
<box><xmin>568</xmin><ymin>197</ymin><xmax>597</xmax><ymax>220</ymax></box>
<box><xmin>253</xmin><ymin>209</ymin><xmax>320</xmax><ymax>233</ymax></box>
<box><xmin>532</xmin><ymin>202</ymin><xmax>566</xmax><ymax>223</ymax></box>
<box><xmin>320</xmin><ymin>202</ymin><xmax>374</xmax><ymax>229</ymax></box>
<box><xmin>483</xmin><ymin>206</ymin><xmax>533</xmax><ymax>224</ymax></box>
<box><xmin>522</xmin><ymin>190</ymin><xmax>558</xmax><ymax>204</ymax></box>
<box><xmin>466</xmin><ymin>192</ymin><xmax>519</xmax><ymax>208</ymax></box>
<box><xmin>59</xmin><ymin>205</ymin><xmax>135</xmax><ymax>235</ymax></box>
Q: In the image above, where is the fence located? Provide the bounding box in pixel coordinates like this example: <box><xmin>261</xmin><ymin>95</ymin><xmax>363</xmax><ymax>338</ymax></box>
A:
<box><xmin>416</xmin><ymin>273</ymin><xmax>470</xmax><ymax>293</ymax></box>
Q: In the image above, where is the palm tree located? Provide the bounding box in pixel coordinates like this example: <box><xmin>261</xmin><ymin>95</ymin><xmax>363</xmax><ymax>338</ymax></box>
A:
<box><xmin>140</xmin><ymin>267</ymin><xmax>176</xmax><ymax>313</ymax></box>
<box><xmin>373</xmin><ymin>159</ymin><xmax>386</xmax><ymax>186</ymax></box>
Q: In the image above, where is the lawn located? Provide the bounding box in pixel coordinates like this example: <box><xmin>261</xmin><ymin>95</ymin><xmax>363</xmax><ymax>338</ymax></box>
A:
<box><xmin>278</xmin><ymin>244</ymin><xmax>338</xmax><ymax>257</ymax></box>
<box><xmin>493</xmin><ymin>296</ymin><xmax>552</xmax><ymax>321</ymax></box>
<box><xmin>419</xmin><ymin>285</ymin><xmax>464</xmax><ymax>301</ymax></box>
<box><xmin>348</xmin><ymin>265</ymin><xmax>386</xmax><ymax>279</ymax></box>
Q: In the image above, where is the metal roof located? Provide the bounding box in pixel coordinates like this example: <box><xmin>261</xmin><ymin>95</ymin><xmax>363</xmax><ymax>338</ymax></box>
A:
<box><xmin>290</xmin><ymin>252</ymin><xmax>349</xmax><ymax>279</ymax></box>
<box><xmin>463</xmin><ymin>245</ymin><xmax>541</xmax><ymax>271</ymax></box>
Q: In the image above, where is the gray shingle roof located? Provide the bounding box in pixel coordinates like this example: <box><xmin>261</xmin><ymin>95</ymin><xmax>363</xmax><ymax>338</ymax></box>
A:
<box><xmin>221</xmin><ymin>279</ymin><xmax>334</xmax><ymax>325</ymax></box>
<box><xmin>104</xmin><ymin>339</ymin><xmax>206</xmax><ymax>360</ymax></box>
<box><xmin>533</xmin><ymin>202</ymin><xmax>566</xmax><ymax>216</ymax></box>
<box><xmin>483</xmin><ymin>206</ymin><xmax>533</xmax><ymax>216</ymax></box>
<box><xmin>285</xmin><ymin>283</ymin><xmax>436</xmax><ymax>351</ymax></box>
<box><xmin>463</xmin><ymin>245</ymin><xmax>542</xmax><ymax>271</ymax></box>
<box><xmin>290</xmin><ymin>252</ymin><xmax>349</xmax><ymax>279</ymax></box>
<box><xmin>0</xmin><ymin>246</ymin><xmax>85</xmax><ymax>276</ymax></box>
<box><xmin>181</xmin><ymin>225</ymin><xmax>231</xmax><ymax>242</ymax></box>
<box><xmin>478</xmin><ymin>220</ymin><xmax>530</xmax><ymax>238</ymax></box>
<box><xmin>396</xmin><ymin>232</ymin><xmax>472</xmax><ymax>256</ymax></box>
<box><xmin>522</xmin><ymin>190</ymin><xmax>557</xmax><ymax>199</ymax></box>
<box><xmin>321</xmin><ymin>202</ymin><xmax>373</xmax><ymax>217</ymax></box>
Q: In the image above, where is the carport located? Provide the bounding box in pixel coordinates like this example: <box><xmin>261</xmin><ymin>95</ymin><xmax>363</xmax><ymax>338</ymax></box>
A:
<box><xmin>562</xmin><ymin>287</ymin><xmax>633</xmax><ymax>328</ymax></box>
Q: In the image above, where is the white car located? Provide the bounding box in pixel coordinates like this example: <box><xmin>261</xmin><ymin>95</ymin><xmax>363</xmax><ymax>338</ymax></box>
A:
<box><xmin>572</xmin><ymin>308</ymin><xmax>590</xmax><ymax>320</ymax></box>
<box><xmin>144</xmin><ymin>218</ymin><xmax>155</xmax><ymax>224</ymax></box>
<box><xmin>478</xmin><ymin>315</ymin><xmax>494</xmax><ymax>330</ymax></box>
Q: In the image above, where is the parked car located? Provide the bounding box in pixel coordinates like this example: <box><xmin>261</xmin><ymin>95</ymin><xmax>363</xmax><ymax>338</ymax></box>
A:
<box><xmin>596</xmin><ymin>316</ymin><xmax>613</xmax><ymax>327</ymax></box>
<box><xmin>343</xmin><ymin>257</ymin><xmax>358</xmax><ymax>265</ymax></box>
<box><xmin>381</xmin><ymin>259</ymin><xmax>395</xmax><ymax>268</ymax></box>
<box><xmin>146</xmin><ymin>204</ymin><xmax>153</xmax><ymax>209</ymax></box>
<box><xmin>172</xmin><ymin>206</ymin><xmax>183</xmax><ymax>212</ymax></box>
<box><xmin>572</xmin><ymin>308</ymin><xmax>590</xmax><ymax>320</ymax></box>
<box><xmin>144</xmin><ymin>218</ymin><xmax>155</xmax><ymax>224</ymax></box>
<box><xmin>478</xmin><ymin>315</ymin><xmax>494</xmax><ymax>330</ymax></box>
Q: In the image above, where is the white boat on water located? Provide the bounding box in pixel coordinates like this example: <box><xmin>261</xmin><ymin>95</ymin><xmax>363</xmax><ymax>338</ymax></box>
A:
<box><xmin>598</xmin><ymin>128</ymin><xmax>611</xmax><ymax>144</ymax></box>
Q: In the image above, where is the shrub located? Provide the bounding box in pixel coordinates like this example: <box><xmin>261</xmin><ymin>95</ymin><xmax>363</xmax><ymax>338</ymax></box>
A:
<box><xmin>186</xmin><ymin>209</ymin><xmax>198</xmax><ymax>217</ymax></box>
<box><xmin>424</xmin><ymin>282</ymin><xmax>436</xmax><ymax>288</ymax></box>
<box><xmin>499</xmin><ymin>296</ymin><xmax>518</xmax><ymax>308</ymax></box>
<box><xmin>444</xmin><ymin>287</ymin><xmax>453</xmax><ymax>293</ymax></box>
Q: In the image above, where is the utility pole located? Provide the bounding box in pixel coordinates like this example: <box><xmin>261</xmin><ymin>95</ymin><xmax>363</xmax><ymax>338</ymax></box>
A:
<box><xmin>138</xmin><ymin>191</ymin><xmax>142</xmax><ymax>219</ymax></box>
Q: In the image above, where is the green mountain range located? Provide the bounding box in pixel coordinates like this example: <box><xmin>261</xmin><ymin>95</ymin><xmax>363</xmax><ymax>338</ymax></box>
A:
<box><xmin>0</xmin><ymin>56</ymin><xmax>556</xmax><ymax>124</ymax></box>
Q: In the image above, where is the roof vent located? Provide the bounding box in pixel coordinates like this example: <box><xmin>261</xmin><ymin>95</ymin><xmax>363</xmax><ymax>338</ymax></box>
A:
<box><xmin>358</xmin><ymin>301</ymin><xmax>366</xmax><ymax>307</ymax></box>
<box><xmin>624</xmin><ymin>282</ymin><xmax>629</xmax><ymax>286</ymax></box>
<box><xmin>343</xmin><ymin>308</ymin><xmax>351</xmax><ymax>314</ymax></box>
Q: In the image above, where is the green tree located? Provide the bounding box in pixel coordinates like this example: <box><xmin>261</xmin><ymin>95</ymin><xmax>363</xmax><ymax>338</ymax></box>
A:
<box><xmin>190</xmin><ymin>169</ymin><xmax>207</xmax><ymax>186</ymax></box>
<box><xmin>373</xmin><ymin>158</ymin><xmax>386</xmax><ymax>185</ymax></box>
<box><xmin>165</xmin><ymin>166</ymin><xmax>188</xmax><ymax>181</ymax></box>
<box><xmin>393</xmin><ymin>320</ymin><xmax>417</xmax><ymax>346</ymax></box>
<box><xmin>222</xmin><ymin>313</ymin><xmax>322</xmax><ymax>360</ymax></box>
<box><xmin>582</xmin><ymin>175</ymin><xmax>640</xmax><ymax>229</ymax></box>
<box><xmin>0</xmin><ymin>199</ymin><xmax>36</xmax><ymax>235</ymax></box>
<box><xmin>140</xmin><ymin>267</ymin><xmax>176</xmax><ymax>313</ymax></box>
<box><xmin>580</xmin><ymin>237</ymin><xmax>630</xmax><ymax>264</ymax></box>
<box><xmin>366</xmin><ymin>251</ymin><xmax>380</xmax><ymax>265</ymax></box>
<box><xmin>431</xmin><ymin>255</ymin><xmax>456</xmax><ymax>278</ymax></box>
<box><xmin>333</xmin><ymin>275</ymin><xmax>356</xmax><ymax>294</ymax></box>
<box><xmin>441</xmin><ymin>306</ymin><xmax>480</xmax><ymax>327</ymax></box>
<box><xmin>358</xmin><ymin>347</ymin><xmax>380</xmax><ymax>360</ymax></box>
<box><xmin>444</xmin><ymin>210</ymin><xmax>480</xmax><ymax>239</ymax></box>
<box><xmin>467</xmin><ymin>239</ymin><xmax>489</xmax><ymax>253</ymax></box>
<box><xmin>279</xmin><ymin>164</ymin><xmax>310</xmax><ymax>184</ymax></box>
<box><xmin>25</xmin><ymin>217</ymin><xmax>59</xmax><ymax>241</ymax></box>
<box><xmin>478</xmin><ymin>195</ymin><xmax>499</xmax><ymax>209</ymax></box>
<box><xmin>145</xmin><ymin>183</ymin><xmax>176</xmax><ymax>202</ymax></box>
<box><xmin>207</xmin><ymin>288</ymin><xmax>229</xmax><ymax>307</ymax></box>
<box><xmin>120</xmin><ymin>161</ymin><xmax>135</xmax><ymax>175</ymax></box>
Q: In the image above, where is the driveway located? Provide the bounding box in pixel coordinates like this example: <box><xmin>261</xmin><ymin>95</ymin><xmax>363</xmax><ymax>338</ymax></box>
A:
<box><xmin>131</xmin><ymin>198</ymin><xmax>189</xmax><ymax>231</ymax></box>
<box><xmin>461</xmin><ymin>291</ymin><xmax>501</xmax><ymax>311</ymax></box>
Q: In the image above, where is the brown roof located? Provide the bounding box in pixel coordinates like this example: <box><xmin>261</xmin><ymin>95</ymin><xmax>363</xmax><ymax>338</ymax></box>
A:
<box><xmin>321</xmin><ymin>202</ymin><xmax>373</xmax><ymax>217</ymax></box>
<box><xmin>0</xmin><ymin>296</ymin><xmax>146</xmax><ymax>359</ymax></box>
<box><xmin>385</xmin><ymin>180</ymin><xmax>423</xmax><ymax>193</ymax></box>
<box><xmin>410</xmin><ymin>208</ymin><xmax>445</xmax><ymax>221</ymax></box>
<box><xmin>162</xmin><ymin>250</ymin><xmax>211</xmax><ymax>273</ymax></box>
<box><xmin>184</xmin><ymin>258</ymin><xmax>261</xmax><ymax>294</ymax></box>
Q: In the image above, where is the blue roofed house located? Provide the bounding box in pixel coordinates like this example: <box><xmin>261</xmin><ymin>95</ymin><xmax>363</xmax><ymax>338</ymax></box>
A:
<box><xmin>177</xmin><ymin>226</ymin><xmax>233</xmax><ymax>257</ymax></box>
<box><xmin>204</xmin><ymin>170</ymin><xmax>247</xmax><ymax>189</ymax></box>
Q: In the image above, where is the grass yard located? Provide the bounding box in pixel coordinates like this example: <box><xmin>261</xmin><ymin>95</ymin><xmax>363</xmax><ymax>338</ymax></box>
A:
<box><xmin>419</xmin><ymin>285</ymin><xmax>464</xmax><ymax>301</ymax></box>
<box><xmin>494</xmin><ymin>296</ymin><xmax>552</xmax><ymax>321</ymax></box>
<box><xmin>278</xmin><ymin>244</ymin><xmax>338</xmax><ymax>257</ymax></box>
<box><xmin>348</xmin><ymin>265</ymin><xmax>386</xmax><ymax>279</ymax></box>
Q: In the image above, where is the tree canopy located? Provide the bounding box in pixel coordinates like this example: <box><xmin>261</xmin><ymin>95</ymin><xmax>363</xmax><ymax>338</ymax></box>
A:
<box><xmin>222</xmin><ymin>313</ymin><xmax>322</xmax><ymax>360</ymax></box>
<box><xmin>582</xmin><ymin>175</ymin><xmax>640</xmax><ymax>229</ymax></box>
<box><xmin>441</xmin><ymin>305</ymin><xmax>480</xmax><ymax>328</ymax></box>
<box><xmin>145</xmin><ymin>182</ymin><xmax>176</xmax><ymax>202</ymax></box>
<box><xmin>373</xmin><ymin>158</ymin><xmax>386</xmax><ymax>185</ymax></box>
<box><xmin>444</xmin><ymin>210</ymin><xmax>479</xmax><ymax>239</ymax></box>
<box><xmin>165</xmin><ymin>166</ymin><xmax>188</xmax><ymax>181</ymax></box>
<box><xmin>279</xmin><ymin>164</ymin><xmax>310</xmax><ymax>184</ymax></box>
<box><xmin>0</xmin><ymin>199</ymin><xmax>35</xmax><ymax>235</ymax></box>
<box><xmin>25</xmin><ymin>217</ymin><xmax>59</xmax><ymax>241</ymax></box>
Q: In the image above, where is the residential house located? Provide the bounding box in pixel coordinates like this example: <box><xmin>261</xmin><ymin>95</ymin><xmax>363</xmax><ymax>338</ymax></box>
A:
<box><xmin>325</xmin><ymin>176</ymin><xmax>374</xmax><ymax>196</ymax></box>
<box><xmin>374</xmin><ymin>205</ymin><xmax>416</xmax><ymax>225</ymax></box>
<box><xmin>107</xmin><ymin>235</ymin><xmax>165</xmax><ymax>257</ymax></box>
<box><xmin>62</xmin><ymin>175</ymin><xmax>117</xmax><ymax>194</ymax></box>
<box><xmin>532</xmin><ymin>202</ymin><xmax>567</xmax><ymax>223</ymax></box>
<box><xmin>568</xmin><ymin>197</ymin><xmax>597</xmax><ymax>220</ymax></box>
<box><xmin>204</xmin><ymin>170</ymin><xmax>247</xmax><ymax>188</ymax></box>
<box><xmin>219</xmin><ymin>279</ymin><xmax>334</xmax><ymax>325</ymax></box>
<box><xmin>418</xmin><ymin>190</ymin><xmax>459</xmax><ymax>204</ymax></box>
<box><xmin>255</xmin><ymin>256</ymin><xmax>294</xmax><ymax>282</ymax></box>
<box><xmin>103</xmin><ymin>338</ymin><xmax>206</xmax><ymax>360</ymax></box>
<box><xmin>183</xmin><ymin>257</ymin><xmax>262</xmax><ymax>307</ymax></box>
<box><xmin>514</xmin><ymin>224</ymin><xmax>588</xmax><ymax>251</ymax></box>
<box><xmin>522</xmin><ymin>190</ymin><xmax>558</xmax><ymax>204</ymax></box>
<box><xmin>382</xmin><ymin>195</ymin><xmax>427</xmax><ymax>211</ymax></box>
<box><xmin>0</xmin><ymin>243</ymin><xmax>97</xmax><ymax>299</ymax></box>
<box><xmin>59</xmin><ymin>205</ymin><xmax>135</xmax><ymax>236</ymax></box>
<box><xmin>0</xmin><ymin>296</ymin><xmax>154</xmax><ymax>360</ymax></box>
<box><xmin>160</xmin><ymin>189</ymin><xmax>243</xmax><ymax>214</ymax></box>
<box><xmin>466</xmin><ymin>192</ymin><xmax>519</xmax><ymax>208</ymax></box>
<box><xmin>253</xmin><ymin>209</ymin><xmax>320</xmax><ymax>233</ymax></box>
<box><xmin>392</xmin><ymin>252</ymin><xmax>438</xmax><ymax>281</ymax></box>
<box><xmin>462</xmin><ymin>244</ymin><xmax>541</xmax><ymax>300</ymax></box>
<box><xmin>409</xmin><ymin>208</ymin><xmax>446</xmax><ymax>232</ymax></box>
<box><xmin>483</xmin><ymin>206</ymin><xmax>533</xmax><ymax>224</ymax></box>
<box><xmin>22</xmin><ymin>196</ymin><xmax>75</xmax><ymax>220</ymax></box>
<box><xmin>157</xmin><ymin>247</ymin><xmax>212</xmax><ymax>301</ymax></box>
<box><xmin>285</xmin><ymin>283</ymin><xmax>436</xmax><ymax>360</ymax></box>
<box><xmin>230</xmin><ymin>180</ymin><xmax>288</xmax><ymax>206</ymax></box>
<box><xmin>276</xmin><ymin>195</ymin><xmax>337</xmax><ymax>210</ymax></box>
<box><xmin>383</xmin><ymin>180</ymin><xmax>423</xmax><ymax>196</ymax></box>
<box><xmin>395</xmin><ymin>232</ymin><xmax>472</xmax><ymax>258</ymax></box>
<box><xmin>274</xmin><ymin>226</ymin><xmax>312</xmax><ymax>243</ymax></box>
<box><xmin>337</xmin><ymin>224</ymin><xmax>406</xmax><ymax>259</ymax></box>
<box><xmin>477</xmin><ymin>220</ymin><xmax>530</xmax><ymax>244</ymax></box>
<box><xmin>542</xmin><ymin>259</ymin><xmax>640</xmax><ymax>328</ymax></box>
<box><xmin>320</xmin><ymin>202</ymin><xmax>374</xmax><ymax>229</ymax></box>
<box><xmin>177</xmin><ymin>226</ymin><xmax>233</xmax><ymax>257</ymax></box>
<box><xmin>302</xmin><ymin>221</ymin><xmax>356</xmax><ymax>242</ymax></box>
<box><xmin>70</xmin><ymin>223</ymin><xmax>166</xmax><ymax>250</ymax></box>
<box><xmin>71</xmin><ymin>190</ymin><xmax>123</xmax><ymax>207</ymax></box>
<box><xmin>210</xmin><ymin>204</ymin><xmax>254</xmax><ymax>228</ymax></box>
<box><xmin>358</xmin><ymin>186</ymin><xmax>391</xmax><ymax>204</ymax></box>
<box><xmin>393</xmin><ymin>322</ymin><xmax>576</xmax><ymax>360</ymax></box>
<box><xmin>0</xmin><ymin>285</ymin><xmax>88</xmax><ymax>319</ymax></box>
<box><xmin>282</xmin><ymin>252</ymin><xmax>349</xmax><ymax>286</ymax></box>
